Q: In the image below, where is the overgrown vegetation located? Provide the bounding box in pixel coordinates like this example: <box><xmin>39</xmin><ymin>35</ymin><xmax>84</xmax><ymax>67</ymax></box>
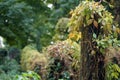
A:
<box><xmin>20</xmin><ymin>44</ymin><xmax>48</xmax><ymax>79</ymax></box>
<box><xmin>68</xmin><ymin>1</ymin><xmax>120</xmax><ymax>80</ymax></box>
<box><xmin>46</xmin><ymin>39</ymin><xmax>80</xmax><ymax>80</ymax></box>
<box><xmin>0</xmin><ymin>0</ymin><xmax>120</xmax><ymax>80</ymax></box>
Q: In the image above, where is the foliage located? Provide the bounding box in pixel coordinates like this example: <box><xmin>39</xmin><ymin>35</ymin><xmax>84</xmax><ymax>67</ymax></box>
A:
<box><xmin>0</xmin><ymin>0</ymin><xmax>81</xmax><ymax>50</ymax></box>
<box><xmin>105</xmin><ymin>47</ymin><xmax>120</xmax><ymax>80</ymax></box>
<box><xmin>20</xmin><ymin>0</ymin><xmax>55</xmax><ymax>50</ymax></box>
<box><xmin>106</xmin><ymin>63</ymin><xmax>120</xmax><ymax>80</ymax></box>
<box><xmin>99</xmin><ymin>0</ymin><xmax>120</xmax><ymax>25</ymax></box>
<box><xmin>94</xmin><ymin>0</ymin><xmax>120</xmax><ymax>40</ymax></box>
<box><xmin>105</xmin><ymin>47</ymin><xmax>120</xmax><ymax>64</ymax></box>
<box><xmin>20</xmin><ymin>44</ymin><xmax>48</xmax><ymax>79</ymax></box>
<box><xmin>0</xmin><ymin>57</ymin><xmax>20</xmax><ymax>80</ymax></box>
<box><xmin>36</xmin><ymin>0</ymin><xmax>79</xmax><ymax>48</ymax></box>
<box><xmin>31</xmin><ymin>0</ymin><xmax>80</xmax><ymax>49</ymax></box>
<box><xmin>0</xmin><ymin>46</ymin><xmax>21</xmax><ymax>63</ymax></box>
<box><xmin>15</xmin><ymin>71</ymin><xmax>41</xmax><ymax>80</ymax></box>
<box><xmin>93</xmin><ymin>33</ymin><xmax>120</xmax><ymax>54</ymax></box>
<box><xmin>20</xmin><ymin>0</ymin><xmax>49</xmax><ymax>14</ymax></box>
<box><xmin>46</xmin><ymin>0</ymin><xmax>80</xmax><ymax>23</ymax></box>
<box><xmin>68</xmin><ymin>1</ymin><xmax>114</xmax><ymax>37</ymax></box>
<box><xmin>53</xmin><ymin>18</ymin><xmax>69</xmax><ymax>41</ymax></box>
<box><xmin>8</xmin><ymin>46</ymin><xmax>20</xmax><ymax>63</ymax></box>
<box><xmin>0</xmin><ymin>48</ymin><xmax>7</xmax><ymax>61</ymax></box>
<box><xmin>46</xmin><ymin>39</ymin><xmax>80</xmax><ymax>80</ymax></box>
<box><xmin>0</xmin><ymin>0</ymin><xmax>55</xmax><ymax>50</ymax></box>
<box><xmin>33</xmin><ymin>20</ymin><xmax>55</xmax><ymax>50</ymax></box>
<box><xmin>68</xmin><ymin>0</ymin><xmax>120</xmax><ymax>79</ymax></box>
<box><xmin>0</xmin><ymin>0</ymin><xmax>120</xmax><ymax>80</ymax></box>
<box><xmin>0</xmin><ymin>0</ymin><xmax>34</xmax><ymax>48</ymax></box>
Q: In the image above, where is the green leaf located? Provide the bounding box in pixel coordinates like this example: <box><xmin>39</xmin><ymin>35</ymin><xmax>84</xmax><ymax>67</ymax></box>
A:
<box><xmin>93</xmin><ymin>33</ymin><xmax>97</xmax><ymax>39</ymax></box>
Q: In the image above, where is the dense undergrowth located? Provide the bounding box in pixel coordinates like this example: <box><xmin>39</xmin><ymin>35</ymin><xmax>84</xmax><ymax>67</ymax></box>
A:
<box><xmin>0</xmin><ymin>0</ymin><xmax>120</xmax><ymax>80</ymax></box>
<box><xmin>0</xmin><ymin>41</ymin><xmax>120</xmax><ymax>80</ymax></box>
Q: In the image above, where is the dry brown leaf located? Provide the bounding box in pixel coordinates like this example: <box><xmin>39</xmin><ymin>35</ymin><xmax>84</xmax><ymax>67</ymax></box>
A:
<box><xmin>93</xmin><ymin>20</ymin><xmax>98</xmax><ymax>28</ymax></box>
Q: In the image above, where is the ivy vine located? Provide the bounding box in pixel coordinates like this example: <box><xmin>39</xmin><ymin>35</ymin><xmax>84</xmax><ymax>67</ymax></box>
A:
<box><xmin>68</xmin><ymin>1</ymin><xmax>119</xmax><ymax>39</ymax></box>
<box><xmin>68</xmin><ymin>1</ymin><xmax>120</xmax><ymax>79</ymax></box>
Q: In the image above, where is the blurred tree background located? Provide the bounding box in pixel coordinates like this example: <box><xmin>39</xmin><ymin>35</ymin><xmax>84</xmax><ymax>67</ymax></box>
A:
<box><xmin>0</xmin><ymin>0</ymin><xmax>80</xmax><ymax>79</ymax></box>
<box><xmin>0</xmin><ymin>0</ymin><xmax>80</xmax><ymax>50</ymax></box>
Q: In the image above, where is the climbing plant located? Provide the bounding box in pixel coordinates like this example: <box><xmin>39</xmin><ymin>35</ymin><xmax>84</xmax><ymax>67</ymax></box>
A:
<box><xmin>68</xmin><ymin>1</ymin><xmax>120</xmax><ymax>80</ymax></box>
<box><xmin>68</xmin><ymin>1</ymin><xmax>114</xmax><ymax>35</ymax></box>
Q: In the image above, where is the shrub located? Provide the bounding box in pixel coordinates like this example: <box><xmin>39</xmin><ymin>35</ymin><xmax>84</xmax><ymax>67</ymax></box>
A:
<box><xmin>20</xmin><ymin>44</ymin><xmax>48</xmax><ymax>79</ymax></box>
<box><xmin>46</xmin><ymin>39</ymin><xmax>80</xmax><ymax>80</ymax></box>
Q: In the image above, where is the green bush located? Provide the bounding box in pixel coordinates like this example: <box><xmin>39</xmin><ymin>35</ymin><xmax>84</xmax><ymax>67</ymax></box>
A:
<box><xmin>20</xmin><ymin>44</ymin><xmax>48</xmax><ymax>79</ymax></box>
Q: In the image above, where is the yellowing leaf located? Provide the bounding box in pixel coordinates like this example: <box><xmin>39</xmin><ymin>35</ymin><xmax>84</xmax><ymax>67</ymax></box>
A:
<box><xmin>69</xmin><ymin>10</ymin><xmax>74</xmax><ymax>15</ymax></box>
<box><xmin>68</xmin><ymin>31</ymin><xmax>81</xmax><ymax>41</ymax></box>
<box><xmin>87</xmin><ymin>19</ymin><xmax>93</xmax><ymax>25</ymax></box>
<box><xmin>76</xmin><ymin>32</ymin><xmax>81</xmax><ymax>41</ymax></box>
<box><xmin>116</xmin><ymin>28</ymin><xmax>120</xmax><ymax>34</ymax></box>
<box><xmin>69</xmin><ymin>32</ymin><xmax>76</xmax><ymax>39</ymax></box>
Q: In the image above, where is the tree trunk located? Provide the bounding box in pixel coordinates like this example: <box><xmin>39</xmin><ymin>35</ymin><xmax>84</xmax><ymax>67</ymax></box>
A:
<box><xmin>80</xmin><ymin>26</ymin><xmax>105</xmax><ymax>80</ymax></box>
